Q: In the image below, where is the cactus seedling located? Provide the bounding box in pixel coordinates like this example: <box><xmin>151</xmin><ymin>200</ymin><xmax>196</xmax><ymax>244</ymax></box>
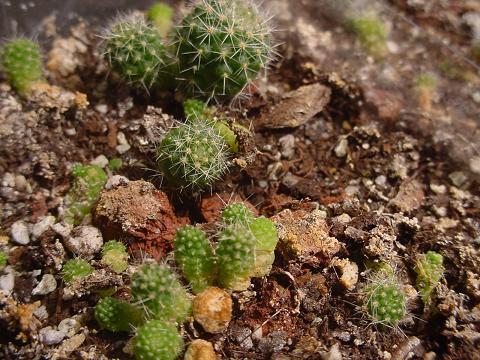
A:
<box><xmin>147</xmin><ymin>3</ymin><xmax>174</xmax><ymax>36</ymax></box>
<box><xmin>173</xmin><ymin>0</ymin><xmax>274</xmax><ymax>101</ymax></box>
<box><xmin>415</xmin><ymin>251</ymin><xmax>444</xmax><ymax>304</ymax></box>
<box><xmin>346</xmin><ymin>12</ymin><xmax>388</xmax><ymax>59</ymax></box>
<box><xmin>61</xmin><ymin>258</ymin><xmax>93</xmax><ymax>283</ymax></box>
<box><xmin>131</xmin><ymin>263</ymin><xmax>191</xmax><ymax>323</ymax></box>
<box><xmin>103</xmin><ymin>15</ymin><xmax>172</xmax><ymax>89</ymax></box>
<box><xmin>95</xmin><ymin>297</ymin><xmax>143</xmax><ymax>332</ymax></box>
<box><xmin>220</xmin><ymin>202</ymin><xmax>254</xmax><ymax>226</ymax></box>
<box><xmin>156</xmin><ymin>120</ymin><xmax>230</xmax><ymax>190</ymax></box>
<box><xmin>1</xmin><ymin>38</ymin><xmax>45</xmax><ymax>95</ymax></box>
<box><xmin>216</xmin><ymin>225</ymin><xmax>256</xmax><ymax>290</ymax></box>
<box><xmin>360</xmin><ymin>268</ymin><xmax>407</xmax><ymax>328</ymax></box>
<box><xmin>249</xmin><ymin>216</ymin><xmax>278</xmax><ymax>277</ymax></box>
<box><xmin>174</xmin><ymin>225</ymin><xmax>215</xmax><ymax>294</ymax></box>
<box><xmin>63</xmin><ymin>164</ymin><xmax>108</xmax><ymax>225</ymax></box>
<box><xmin>133</xmin><ymin>319</ymin><xmax>184</xmax><ymax>360</ymax></box>
<box><xmin>101</xmin><ymin>240</ymin><xmax>129</xmax><ymax>273</ymax></box>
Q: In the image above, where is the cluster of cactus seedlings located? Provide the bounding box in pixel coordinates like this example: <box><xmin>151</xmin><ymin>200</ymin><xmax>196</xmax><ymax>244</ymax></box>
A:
<box><xmin>414</xmin><ymin>251</ymin><xmax>444</xmax><ymax>304</ymax></box>
<box><xmin>102</xmin><ymin>0</ymin><xmax>274</xmax><ymax>102</ymax></box>
<box><xmin>0</xmin><ymin>38</ymin><xmax>45</xmax><ymax>95</ymax></box>
<box><xmin>173</xmin><ymin>202</ymin><xmax>279</xmax><ymax>292</ymax></box>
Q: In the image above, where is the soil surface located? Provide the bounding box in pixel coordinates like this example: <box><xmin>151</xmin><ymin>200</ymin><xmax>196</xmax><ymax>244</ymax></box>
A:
<box><xmin>1</xmin><ymin>0</ymin><xmax>480</xmax><ymax>359</ymax></box>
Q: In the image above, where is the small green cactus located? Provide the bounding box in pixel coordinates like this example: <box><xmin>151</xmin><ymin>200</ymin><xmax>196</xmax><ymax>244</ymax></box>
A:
<box><xmin>131</xmin><ymin>263</ymin><xmax>191</xmax><ymax>322</ymax></box>
<box><xmin>184</xmin><ymin>98</ymin><xmax>216</xmax><ymax>121</ymax></box>
<box><xmin>249</xmin><ymin>216</ymin><xmax>278</xmax><ymax>277</ymax></box>
<box><xmin>133</xmin><ymin>320</ymin><xmax>184</xmax><ymax>360</ymax></box>
<box><xmin>101</xmin><ymin>240</ymin><xmax>129</xmax><ymax>273</ymax></box>
<box><xmin>415</xmin><ymin>251</ymin><xmax>444</xmax><ymax>303</ymax></box>
<box><xmin>156</xmin><ymin>120</ymin><xmax>230</xmax><ymax>190</ymax></box>
<box><xmin>220</xmin><ymin>202</ymin><xmax>254</xmax><ymax>226</ymax></box>
<box><xmin>361</xmin><ymin>269</ymin><xmax>407</xmax><ymax>328</ymax></box>
<box><xmin>61</xmin><ymin>258</ymin><xmax>93</xmax><ymax>283</ymax></box>
<box><xmin>108</xmin><ymin>158</ymin><xmax>123</xmax><ymax>171</ymax></box>
<box><xmin>174</xmin><ymin>225</ymin><xmax>215</xmax><ymax>294</ymax></box>
<box><xmin>216</xmin><ymin>225</ymin><xmax>256</xmax><ymax>290</ymax></box>
<box><xmin>64</xmin><ymin>164</ymin><xmax>108</xmax><ymax>225</ymax></box>
<box><xmin>95</xmin><ymin>297</ymin><xmax>143</xmax><ymax>332</ymax></box>
<box><xmin>172</xmin><ymin>0</ymin><xmax>274</xmax><ymax>101</ymax></box>
<box><xmin>346</xmin><ymin>12</ymin><xmax>388</xmax><ymax>59</ymax></box>
<box><xmin>147</xmin><ymin>3</ymin><xmax>174</xmax><ymax>36</ymax></box>
<box><xmin>103</xmin><ymin>15</ymin><xmax>172</xmax><ymax>89</ymax></box>
<box><xmin>0</xmin><ymin>251</ymin><xmax>7</xmax><ymax>268</ymax></box>
<box><xmin>1</xmin><ymin>38</ymin><xmax>45</xmax><ymax>95</ymax></box>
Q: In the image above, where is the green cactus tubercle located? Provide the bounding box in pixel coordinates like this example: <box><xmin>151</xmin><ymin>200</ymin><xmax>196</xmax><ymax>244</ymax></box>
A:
<box><xmin>64</xmin><ymin>164</ymin><xmax>107</xmax><ymax>225</ymax></box>
<box><xmin>173</xmin><ymin>0</ymin><xmax>273</xmax><ymax>100</ymax></box>
<box><xmin>415</xmin><ymin>251</ymin><xmax>444</xmax><ymax>303</ymax></box>
<box><xmin>101</xmin><ymin>240</ymin><xmax>129</xmax><ymax>273</ymax></box>
<box><xmin>103</xmin><ymin>15</ymin><xmax>173</xmax><ymax>89</ymax></box>
<box><xmin>156</xmin><ymin>120</ymin><xmax>230</xmax><ymax>190</ymax></box>
<box><xmin>174</xmin><ymin>225</ymin><xmax>215</xmax><ymax>294</ymax></box>
<box><xmin>220</xmin><ymin>202</ymin><xmax>254</xmax><ymax>226</ymax></box>
<box><xmin>1</xmin><ymin>38</ymin><xmax>45</xmax><ymax>95</ymax></box>
<box><xmin>131</xmin><ymin>263</ymin><xmax>191</xmax><ymax>323</ymax></box>
<box><xmin>95</xmin><ymin>297</ymin><xmax>143</xmax><ymax>332</ymax></box>
<box><xmin>61</xmin><ymin>258</ymin><xmax>93</xmax><ymax>283</ymax></box>
<box><xmin>133</xmin><ymin>319</ymin><xmax>184</xmax><ymax>360</ymax></box>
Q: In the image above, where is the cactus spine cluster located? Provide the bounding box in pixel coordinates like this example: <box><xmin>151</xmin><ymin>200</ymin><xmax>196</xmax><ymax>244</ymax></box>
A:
<box><xmin>64</xmin><ymin>164</ymin><xmax>108</xmax><ymax>225</ymax></box>
<box><xmin>95</xmin><ymin>297</ymin><xmax>143</xmax><ymax>332</ymax></box>
<box><xmin>1</xmin><ymin>38</ymin><xmax>45</xmax><ymax>95</ymax></box>
<box><xmin>131</xmin><ymin>263</ymin><xmax>191</xmax><ymax>322</ymax></box>
<box><xmin>360</xmin><ymin>268</ymin><xmax>407</xmax><ymax>328</ymax></box>
<box><xmin>101</xmin><ymin>240</ymin><xmax>129</xmax><ymax>273</ymax></box>
<box><xmin>174</xmin><ymin>225</ymin><xmax>215</xmax><ymax>293</ymax></box>
<box><xmin>133</xmin><ymin>319</ymin><xmax>184</xmax><ymax>360</ymax></box>
<box><xmin>61</xmin><ymin>258</ymin><xmax>93</xmax><ymax>283</ymax></box>
<box><xmin>415</xmin><ymin>251</ymin><xmax>444</xmax><ymax>304</ymax></box>
<box><xmin>156</xmin><ymin>120</ymin><xmax>230</xmax><ymax>190</ymax></box>
<box><xmin>103</xmin><ymin>15</ymin><xmax>172</xmax><ymax>89</ymax></box>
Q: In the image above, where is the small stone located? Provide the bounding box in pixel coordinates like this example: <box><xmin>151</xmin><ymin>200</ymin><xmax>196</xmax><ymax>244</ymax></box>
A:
<box><xmin>375</xmin><ymin>175</ymin><xmax>387</xmax><ymax>187</ymax></box>
<box><xmin>117</xmin><ymin>132</ymin><xmax>128</xmax><ymax>145</ymax></box>
<box><xmin>58</xmin><ymin>316</ymin><xmax>81</xmax><ymax>337</ymax></box>
<box><xmin>469</xmin><ymin>156</ymin><xmax>480</xmax><ymax>175</ymax></box>
<box><xmin>334</xmin><ymin>138</ymin><xmax>348</xmax><ymax>158</ymax></box>
<box><xmin>344</xmin><ymin>185</ymin><xmax>359</xmax><ymax>197</ymax></box>
<box><xmin>472</xmin><ymin>91</ymin><xmax>480</xmax><ymax>104</ymax></box>
<box><xmin>64</xmin><ymin>226</ymin><xmax>103</xmax><ymax>259</ymax></box>
<box><xmin>11</xmin><ymin>220</ymin><xmax>30</xmax><ymax>245</ymax></box>
<box><xmin>386</xmin><ymin>41</ymin><xmax>399</xmax><ymax>54</ymax></box>
<box><xmin>0</xmin><ymin>268</ymin><xmax>15</xmax><ymax>295</ymax></box>
<box><xmin>2</xmin><ymin>172</ymin><xmax>15</xmax><ymax>187</ymax></box>
<box><xmin>15</xmin><ymin>175</ymin><xmax>28</xmax><ymax>191</ymax></box>
<box><xmin>332</xmin><ymin>258</ymin><xmax>358</xmax><ymax>290</ymax></box>
<box><xmin>57</xmin><ymin>333</ymin><xmax>86</xmax><ymax>356</ymax></box>
<box><xmin>278</xmin><ymin>134</ymin><xmax>296</xmax><ymax>159</ymax></box>
<box><xmin>193</xmin><ymin>287</ymin><xmax>232</xmax><ymax>334</ymax></box>
<box><xmin>105</xmin><ymin>175</ymin><xmax>129</xmax><ymax>190</ymax></box>
<box><xmin>95</xmin><ymin>104</ymin><xmax>108</xmax><ymax>114</ymax></box>
<box><xmin>90</xmin><ymin>155</ymin><xmax>109</xmax><ymax>168</ymax></box>
<box><xmin>430</xmin><ymin>183</ymin><xmax>446</xmax><ymax>195</ymax></box>
<box><xmin>449</xmin><ymin>171</ymin><xmax>467</xmax><ymax>187</ymax></box>
<box><xmin>184</xmin><ymin>339</ymin><xmax>218</xmax><ymax>360</ymax></box>
<box><xmin>32</xmin><ymin>274</ymin><xmax>57</xmax><ymax>296</ymax></box>
<box><xmin>52</xmin><ymin>222</ymin><xmax>73</xmax><ymax>238</ymax></box>
<box><xmin>389</xmin><ymin>180</ymin><xmax>424</xmax><ymax>212</ymax></box>
<box><xmin>39</xmin><ymin>326</ymin><xmax>65</xmax><ymax>345</ymax></box>
<box><xmin>31</xmin><ymin>216</ymin><xmax>56</xmax><ymax>239</ymax></box>
<box><xmin>34</xmin><ymin>305</ymin><xmax>49</xmax><ymax>321</ymax></box>
<box><xmin>320</xmin><ymin>343</ymin><xmax>342</xmax><ymax>360</ymax></box>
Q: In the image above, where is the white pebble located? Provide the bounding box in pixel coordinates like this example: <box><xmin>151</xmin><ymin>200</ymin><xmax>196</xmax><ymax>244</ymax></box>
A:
<box><xmin>105</xmin><ymin>175</ymin><xmax>129</xmax><ymax>190</ymax></box>
<box><xmin>469</xmin><ymin>156</ymin><xmax>480</xmax><ymax>175</ymax></box>
<box><xmin>64</xmin><ymin>226</ymin><xmax>103</xmax><ymax>259</ymax></box>
<box><xmin>52</xmin><ymin>222</ymin><xmax>73</xmax><ymax>238</ymax></box>
<box><xmin>334</xmin><ymin>138</ymin><xmax>349</xmax><ymax>158</ymax></box>
<box><xmin>32</xmin><ymin>274</ymin><xmax>57</xmax><ymax>296</ymax></box>
<box><xmin>90</xmin><ymin>155</ymin><xmax>109</xmax><ymax>168</ymax></box>
<box><xmin>58</xmin><ymin>316</ymin><xmax>81</xmax><ymax>337</ymax></box>
<box><xmin>0</xmin><ymin>268</ymin><xmax>15</xmax><ymax>295</ymax></box>
<box><xmin>278</xmin><ymin>134</ymin><xmax>296</xmax><ymax>159</ymax></box>
<box><xmin>39</xmin><ymin>327</ymin><xmax>65</xmax><ymax>345</ymax></box>
<box><xmin>11</xmin><ymin>220</ymin><xmax>30</xmax><ymax>245</ymax></box>
<box><xmin>375</xmin><ymin>175</ymin><xmax>387</xmax><ymax>186</ymax></box>
<box><xmin>31</xmin><ymin>216</ymin><xmax>56</xmax><ymax>239</ymax></box>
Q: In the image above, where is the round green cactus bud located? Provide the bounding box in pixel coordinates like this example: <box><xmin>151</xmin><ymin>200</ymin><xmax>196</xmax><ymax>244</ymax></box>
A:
<box><xmin>156</xmin><ymin>120</ymin><xmax>230</xmax><ymax>190</ymax></box>
<box><xmin>131</xmin><ymin>263</ymin><xmax>191</xmax><ymax>323</ymax></box>
<box><xmin>61</xmin><ymin>258</ymin><xmax>93</xmax><ymax>283</ymax></box>
<box><xmin>220</xmin><ymin>203</ymin><xmax>254</xmax><ymax>226</ymax></box>
<box><xmin>361</xmin><ymin>270</ymin><xmax>407</xmax><ymax>328</ymax></box>
<box><xmin>173</xmin><ymin>0</ymin><xmax>274</xmax><ymax>101</ymax></box>
<box><xmin>415</xmin><ymin>251</ymin><xmax>444</xmax><ymax>303</ymax></box>
<box><xmin>249</xmin><ymin>216</ymin><xmax>278</xmax><ymax>277</ymax></box>
<box><xmin>174</xmin><ymin>225</ymin><xmax>215</xmax><ymax>294</ymax></box>
<box><xmin>133</xmin><ymin>320</ymin><xmax>184</xmax><ymax>360</ymax></box>
<box><xmin>147</xmin><ymin>3</ymin><xmax>174</xmax><ymax>36</ymax></box>
<box><xmin>95</xmin><ymin>297</ymin><xmax>143</xmax><ymax>332</ymax></box>
<box><xmin>103</xmin><ymin>15</ymin><xmax>172</xmax><ymax>89</ymax></box>
<box><xmin>1</xmin><ymin>38</ymin><xmax>44</xmax><ymax>95</ymax></box>
<box><xmin>101</xmin><ymin>240</ymin><xmax>129</xmax><ymax>273</ymax></box>
<box><xmin>216</xmin><ymin>225</ymin><xmax>255</xmax><ymax>291</ymax></box>
<box><xmin>64</xmin><ymin>164</ymin><xmax>108</xmax><ymax>225</ymax></box>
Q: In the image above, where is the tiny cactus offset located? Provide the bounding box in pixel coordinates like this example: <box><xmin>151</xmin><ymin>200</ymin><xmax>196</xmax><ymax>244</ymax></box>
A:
<box><xmin>173</xmin><ymin>0</ymin><xmax>274</xmax><ymax>101</ymax></box>
<box><xmin>61</xmin><ymin>258</ymin><xmax>93</xmax><ymax>283</ymax></box>
<box><xmin>174</xmin><ymin>225</ymin><xmax>216</xmax><ymax>294</ymax></box>
<box><xmin>147</xmin><ymin>3</ymin><xmax>174</xmax><ymax>36</ymax></box>
<box><xmin>415</xmin><ymin>251</ymin><xmax>444</xmax><ymax>303</ymax></box>
<box><xmin>133</xmin><ymin>319</ymin><xmax>184</xmax><ymax>360</ymax></box>
<box><xmin>101</xmin><ymin>240</ymin><xmax>129</xmax><ymax>273</ymax></box>
<box><xmin>249</xmin><ymin>216</ymin><xmax>278</xmax><ymax>277</ymax></box>
<box><xmin>95</xmin><ymin>297</ymin><xmax>143</xmax><ymax>332</ymax></box>
<box><xmin>220</xmin><ymin>202</ymin><xmax>254</xmax><ymax>226</ymax></box>
<box><xmin>1</xmin><ymin>38</ymin><xmax>45</xmax><ymax>95</ymax></box>
<box><xmin>156</xmin><ymin>120</ymin><xmax>230</xmax><ymax>190</ymax></box>
<box><xmin>131</xmin><ymin>263</ymin><xmax>191</xmax><ymax>323</ymax></box>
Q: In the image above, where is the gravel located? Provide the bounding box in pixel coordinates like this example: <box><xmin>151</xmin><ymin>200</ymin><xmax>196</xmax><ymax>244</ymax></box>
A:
<box><xmin>39</xmin><ymin>327</ymin><xmax>65</xmax><ymax>345</ymax></box>
<box><xmin>63</xmin><ymin>226</ymin><xmax>103</xmax><ymax>259</ymax></box>
<box><xmin>32</xmin><ymin>274</ymin><xmax>57</xmax><ymax>296</ymax></box>
<box><xmin>31</xmin><ymin>216</ymin><xmax>56</xmax><ymax>239</ymax></box>
<box><xmin>11</xmin><ymin>220</ymin><xmax>30</xmax><ymax>245</ymax></box>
